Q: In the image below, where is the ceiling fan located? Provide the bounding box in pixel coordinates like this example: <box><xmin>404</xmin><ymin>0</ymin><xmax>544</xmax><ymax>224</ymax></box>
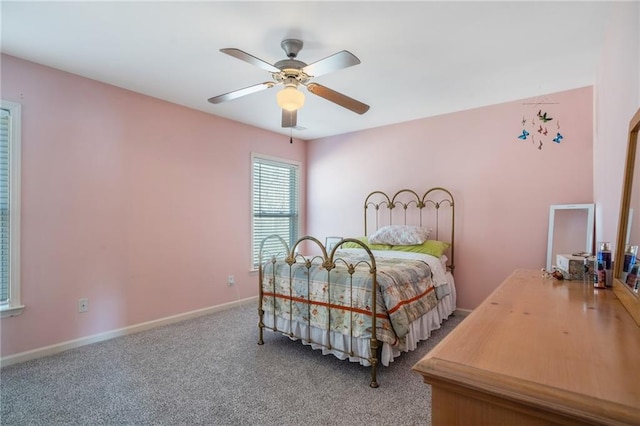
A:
<box><xmin>207</xmin><ymin>39</ymin><xmax>370</xmax><ymax>128</ymax></box>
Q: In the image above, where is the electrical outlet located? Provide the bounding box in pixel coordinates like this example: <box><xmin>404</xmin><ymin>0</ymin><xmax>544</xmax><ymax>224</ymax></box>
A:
<box><xmin>78</xmin><ymin>298</ymin><xmax>89</xmax><ymax>313</ymax></box>
<box><xmin>227</xmin><ymin>275</ymin><xmax>235</xmax><ymax>286</ymax></box>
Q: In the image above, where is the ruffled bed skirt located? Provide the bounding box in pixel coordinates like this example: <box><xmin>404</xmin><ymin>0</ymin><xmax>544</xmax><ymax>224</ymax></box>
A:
<box><xmin>261</xmin><ymin>273</ymin><xmax>457</xmax><ymax>366</ymax></box>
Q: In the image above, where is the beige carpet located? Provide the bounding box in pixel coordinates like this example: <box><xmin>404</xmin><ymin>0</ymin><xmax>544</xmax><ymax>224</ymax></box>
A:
<box><xmin>0</xmin><ymin>301</ymin><xmax>462</xmax><ymax>425</ymax></box>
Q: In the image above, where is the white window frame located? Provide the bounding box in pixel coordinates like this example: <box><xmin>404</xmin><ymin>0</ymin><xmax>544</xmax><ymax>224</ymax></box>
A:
<box><xmin>251</xmin><ymin>153</ymin><xmax>300</xmax><ymax>270</ymax></box>
<box><xmin>0</xmin><ymin>100</ymin><xmax>23</xmax><ymax>318</ymax></box>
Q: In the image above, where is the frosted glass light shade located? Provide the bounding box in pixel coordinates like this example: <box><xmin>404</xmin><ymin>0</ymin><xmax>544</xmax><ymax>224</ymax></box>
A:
<box><xmin>276</xmin><ymin>86</ymin><xmax>305</xmax><ymax>111</ymax></box>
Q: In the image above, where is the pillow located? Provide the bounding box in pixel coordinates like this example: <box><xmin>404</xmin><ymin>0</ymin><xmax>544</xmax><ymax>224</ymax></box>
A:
<box><xmin>369</xmin><ymin>225</ymin><xmax>431</xmax><ymax>246</ymax></box>
<box><xmin>340</xmin><ymin>237</ymin><xmax>450</xmax><ymax>258</ymax></box>
<box><xmin>340</xmin><ymin>237</ymin><xmax>392</xmax><ymax>251</ymax></box>
<box><xmin>387</xmin><ymin>240</ymin><xmax>450</xmax><ymax>258</ymax></box>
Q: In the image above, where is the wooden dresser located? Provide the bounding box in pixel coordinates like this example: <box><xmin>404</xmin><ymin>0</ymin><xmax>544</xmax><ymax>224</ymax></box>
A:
<box><xmin>413</xmin><ymin>269</ymin><xmax>640</xmax><ymax>425</ymax></box>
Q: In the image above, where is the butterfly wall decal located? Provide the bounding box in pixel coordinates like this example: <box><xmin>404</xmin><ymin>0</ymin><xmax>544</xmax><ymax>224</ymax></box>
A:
<box><xmin>518</xmin><ymin>129</ymin><xmax>530</xmax><ymax>140</ymax></box>
<box><xmin>538</xmin><ymin>110</ymin><xmax>553</xmax><ymax>123</ymax></box>
<box><xmin>553</xmin><ymin>132</ymin><xmax>564</xmax><ymax>143</ymax></box>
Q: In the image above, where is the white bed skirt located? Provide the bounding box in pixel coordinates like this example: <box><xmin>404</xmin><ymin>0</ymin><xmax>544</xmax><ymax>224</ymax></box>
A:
<box><xmin>261</xmin><ymin>273</ymin><xmax>457</xmax><ymax>367</ymax></box>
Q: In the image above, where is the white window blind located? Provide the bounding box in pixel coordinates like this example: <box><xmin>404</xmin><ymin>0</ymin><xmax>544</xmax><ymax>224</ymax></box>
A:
<box><xmin>252</xmin><ymin>155</ymin><xmax>299</xmax><ymax>267</ymax></box>
<box><xmin>1</xmin><ymin>108</ymin><xmax>11</xmax><ymax>303</ymax></box>
<box><xmin>0</xmin><ymin>100</ymin><xmax>22</xmax><ymax>317</ymax></box>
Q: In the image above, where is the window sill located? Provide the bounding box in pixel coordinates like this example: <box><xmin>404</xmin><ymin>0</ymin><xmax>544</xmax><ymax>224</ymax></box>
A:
<box><xmin>0</xmin><ymin>304</ymin><xmax>25</xmax><ymax>318</ymax></box>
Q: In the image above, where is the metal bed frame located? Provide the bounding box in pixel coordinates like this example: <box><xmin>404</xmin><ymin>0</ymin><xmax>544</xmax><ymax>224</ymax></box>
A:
<box><xmin>257</xmin><ymin>188</ymin><xmax>455</xmax><ymax>387</ymax></box>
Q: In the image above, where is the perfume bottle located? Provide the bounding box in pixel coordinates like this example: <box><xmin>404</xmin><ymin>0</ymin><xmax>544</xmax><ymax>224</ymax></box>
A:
<box><xmin>626</xmin><ymin>262</ymin><xmax>638</xmax><ymax>290</ymax></box>
<box><xmin>597</xmin><ymin>242</ymin><xmax>612</xmax><ymax>287</ymax></box>
<box><xmin>622</xmin><ymin>245</ymin><xmax>638</xmax><ymax>282</ymax></box>
<box><xmin>595</xmin><ymin>261</ymin><xmax>606</xmax><ymax>288</ymax></box>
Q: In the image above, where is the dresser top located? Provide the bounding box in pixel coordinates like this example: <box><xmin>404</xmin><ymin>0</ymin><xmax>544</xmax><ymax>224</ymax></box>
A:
<box><xmin>413</xmin><ymin>269</ymin><xmax>640</xmax><ymax>424</ymax></box>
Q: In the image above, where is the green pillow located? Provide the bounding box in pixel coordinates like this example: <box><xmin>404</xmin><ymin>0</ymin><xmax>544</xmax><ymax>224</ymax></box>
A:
<box><xmin>340</xmin><ymin>237</ymin><xmax>449</xmax><ymax>257</ymax></box>
<box><xmin>388</xmin><ymin>240</ymin><xmax>450</xmax><ymax>257</ymax></box>
<box><xmin>340</xmin><ymin>237</ymin><xmax>392</xmax><ymax>251</ymax></box>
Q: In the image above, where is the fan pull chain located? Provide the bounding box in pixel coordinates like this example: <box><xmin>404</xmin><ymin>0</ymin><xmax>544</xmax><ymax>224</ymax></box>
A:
<box><xmin>290</xmin><ymin>128</ymin><xmax>293</xmax><ymax>144</ymax></box>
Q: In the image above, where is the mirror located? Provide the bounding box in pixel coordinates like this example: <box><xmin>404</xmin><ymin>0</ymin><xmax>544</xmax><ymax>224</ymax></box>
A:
<box><xmin>546</xmin><ymin>204</ymin><xmax>595</xmax><ymax>272</ymax></box>
<box><xmin>613</xmin><ymin>107</ymin><xmax>640</xmax><ymax>326</ymax></box>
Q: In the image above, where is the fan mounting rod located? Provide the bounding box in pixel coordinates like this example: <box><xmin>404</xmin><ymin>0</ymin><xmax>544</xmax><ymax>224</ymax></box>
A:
<box><xmin>273</xmin><ymin>39</ymin><xmax>308</xmax><ymax>80</ymax></box>
<box><xmin>281</xmin><ymin>39</ymin><xmax>303</xmax><ymax>59</ymax></box>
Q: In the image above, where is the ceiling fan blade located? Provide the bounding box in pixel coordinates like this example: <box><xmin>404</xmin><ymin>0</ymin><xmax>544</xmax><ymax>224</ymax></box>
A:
<box><xmin>306</xmin><ymin>83</ymin><xmax>370</xmax><ymax>114</ymax></box>
<box><xmin>302</xmin><ymin>51</ymin><xmax>360</xmax><ymax>77</ymax></box>
<box><xmin>282</xmin><ymin>110</ymin><xmax>297</xmax><ymax>128</ymax></box>
<box><xmin>220</xmin><ymin>48</ymin><xmax>280</xmax><ymax>73</ymax></box>
<box><xmin>208</xmin><ymin>82</ymin><xmax>275</xmax><ymax>104</ymax></box>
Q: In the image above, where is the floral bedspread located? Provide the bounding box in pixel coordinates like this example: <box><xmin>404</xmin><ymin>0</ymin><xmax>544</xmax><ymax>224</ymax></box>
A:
<box><xmin>260</xmin><ymin>251</ymin><xmax>443</xmax><ymax>347</ymax></box>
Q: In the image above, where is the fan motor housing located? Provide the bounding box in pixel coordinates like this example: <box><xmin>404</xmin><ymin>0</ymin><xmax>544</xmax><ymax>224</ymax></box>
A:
<box><xmin>274</xmin><ymin>59</ymin><xmax>306</xmax><ymax>71</ymax></box>
<box><xmin>272</xmin><ymin>62</ymin><xmax>310</xmax><ymax>85</ymax></box>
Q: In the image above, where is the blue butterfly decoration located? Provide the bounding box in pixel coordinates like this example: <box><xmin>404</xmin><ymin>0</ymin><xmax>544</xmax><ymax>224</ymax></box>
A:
<box><xmin>552</xmin><ymin>132</ymin><xmax>563</xmax><ymax>143</ymax></box>
<box><xmin>518</xmin><ymin>129</ymin><xmax>530</xmax><ymax>140</ymax></box>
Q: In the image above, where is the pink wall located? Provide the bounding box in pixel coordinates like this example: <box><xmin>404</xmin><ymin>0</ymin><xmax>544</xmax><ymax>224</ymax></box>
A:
<box><xmin>307</xmin><ymin>87</ymin><xmax>594</xmax><ymax>310</ymax></box>
<box><xmin>0</xmin><ymin>54</ymin><xmax>307</xmax><ymax>357</ymax></box>
<box><xmin>594</xmin><ymin>1</ymin><xmax>640</xmax><ymax>247</ymax></box>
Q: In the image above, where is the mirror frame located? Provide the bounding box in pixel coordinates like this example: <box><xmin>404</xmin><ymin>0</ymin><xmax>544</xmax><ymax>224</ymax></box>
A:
<box><xmin>613</xmin><ymin>107</ymin><xmax>640</xmax><ymax>326</ymax></box>
<box><xmin>546</xmin><ymin>203</ymin><xmax>595</xmax><ymax>272</ymax></box>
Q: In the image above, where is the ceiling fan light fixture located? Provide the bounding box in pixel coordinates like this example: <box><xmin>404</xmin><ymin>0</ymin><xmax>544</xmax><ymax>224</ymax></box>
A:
<box><xmin>277</xmin><ymin>85</ymin><xmax>305</xmax><ymax>112</ymax></box>
<box><xmin>210</xmin><ymin>39</ymin><xmax>370</xmax><ymax>126</ymax></box>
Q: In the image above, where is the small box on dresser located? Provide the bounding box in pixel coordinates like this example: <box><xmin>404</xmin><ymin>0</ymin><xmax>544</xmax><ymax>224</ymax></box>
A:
<box><xmin>556</xmin><ymin>254</ymin><xmax>589</xmax><ymax>280</ymax></box>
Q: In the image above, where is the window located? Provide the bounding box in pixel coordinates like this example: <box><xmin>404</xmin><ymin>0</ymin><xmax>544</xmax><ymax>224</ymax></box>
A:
<box><xmin>252</xmin><ymin>154</ymin><xmax>299</xmax><ymax>268</ymax></box>
<box><xmin>1</xmin><ymin>100</ymin><xmax>23</xmax><ymax>318</ymax></box>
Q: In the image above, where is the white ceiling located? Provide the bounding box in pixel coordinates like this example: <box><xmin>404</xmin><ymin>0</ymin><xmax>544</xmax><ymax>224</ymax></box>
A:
<box><xmin>1</xmin><ymin>1</ymin><xmax>613</xmax><ymax>141</ymax></box>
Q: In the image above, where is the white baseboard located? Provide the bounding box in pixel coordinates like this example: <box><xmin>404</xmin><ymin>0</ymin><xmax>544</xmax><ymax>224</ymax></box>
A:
<box><xmin>1</xmin><ymin>296</ymin><xmax>257</xmax><ymax>368</ymax></box>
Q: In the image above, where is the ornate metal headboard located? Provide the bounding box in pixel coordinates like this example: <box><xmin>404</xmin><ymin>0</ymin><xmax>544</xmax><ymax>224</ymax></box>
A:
<box><xmin>364</xmin><ymin>188</ymin><xmax>455</xmax><ymax>272</ymax></box>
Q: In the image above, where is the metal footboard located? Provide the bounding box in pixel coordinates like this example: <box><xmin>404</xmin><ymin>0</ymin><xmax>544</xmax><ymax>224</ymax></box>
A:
<box><xmin>258</xmin><ymin>235</ymin><xmax>380</xmax><ymax>388</ymax></box>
